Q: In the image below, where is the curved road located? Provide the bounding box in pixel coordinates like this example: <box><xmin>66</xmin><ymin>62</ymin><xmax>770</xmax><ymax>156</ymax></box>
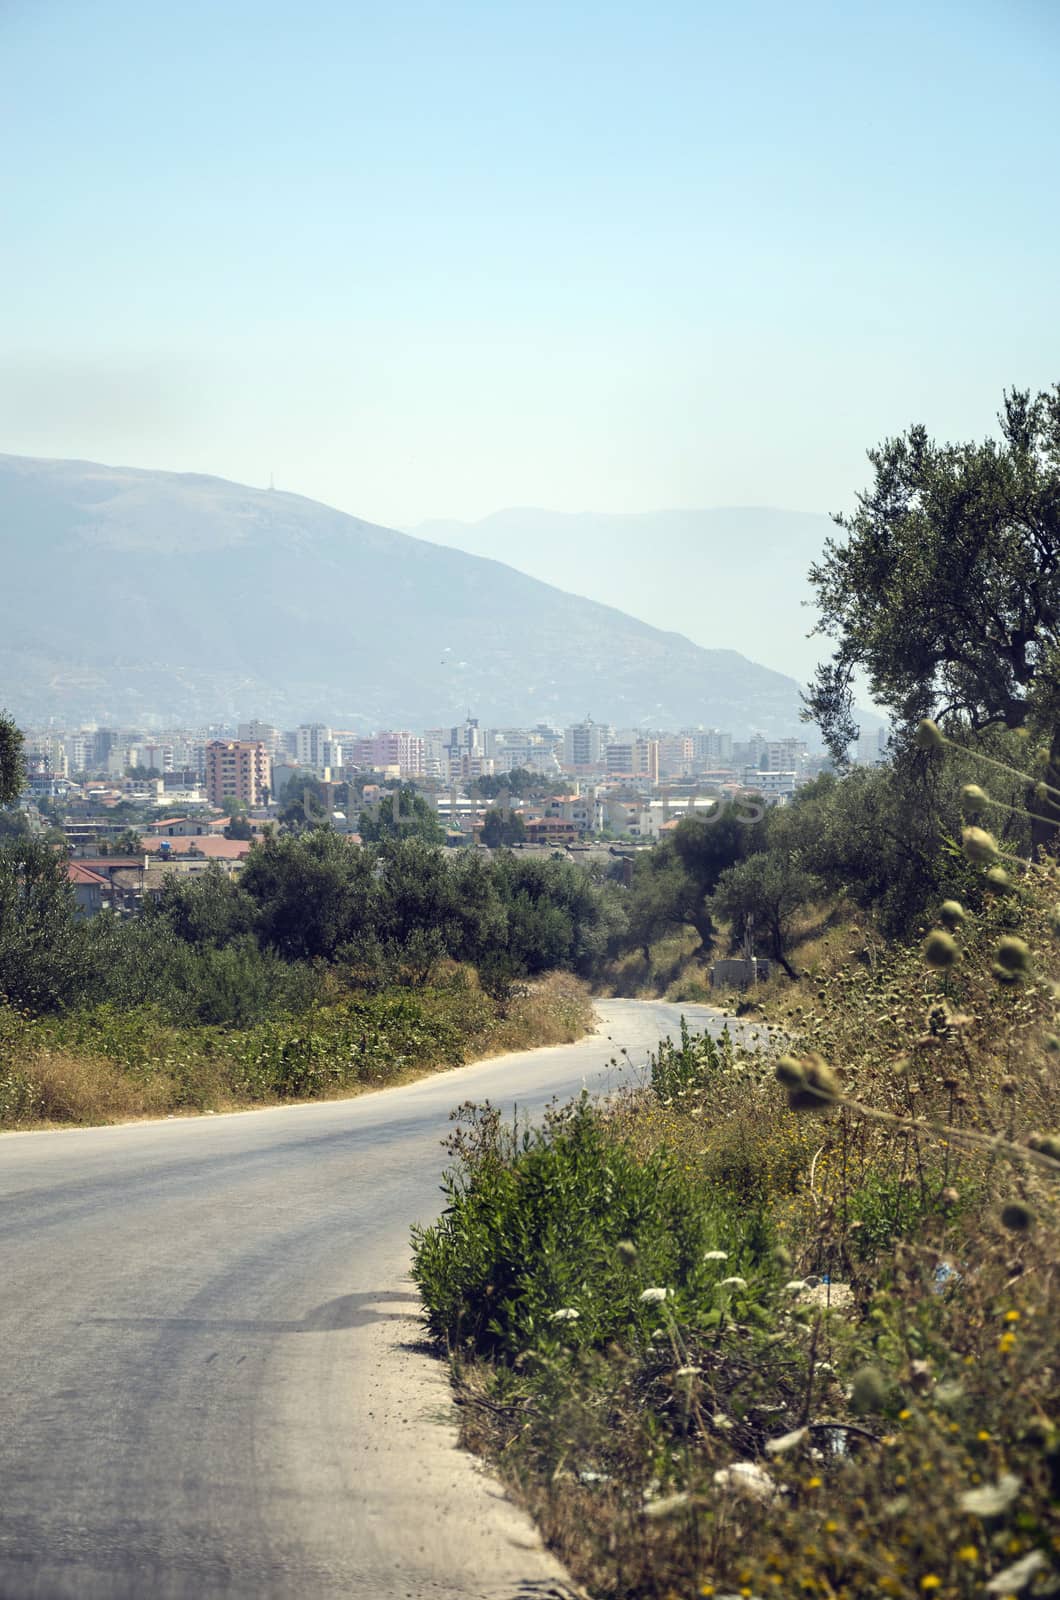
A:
<box><xmin>0</xmin><ymin>1000</ymin><xmax>739</xmax><ymax>1600</ymax></box>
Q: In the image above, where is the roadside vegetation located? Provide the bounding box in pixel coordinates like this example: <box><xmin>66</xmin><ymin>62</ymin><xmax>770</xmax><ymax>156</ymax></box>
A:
<box><xmin>413</xmin><ymin>391</ymin><xmax>1060</xmax><ymax>1599</ymax></box>
<box><xmin>0</xmin><ymin>828</ymin><xmax>604</xmax><ymax>1126</ymax></box>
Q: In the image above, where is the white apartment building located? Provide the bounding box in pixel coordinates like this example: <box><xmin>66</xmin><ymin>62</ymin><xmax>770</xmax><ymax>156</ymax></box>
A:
<box><xmin>238</xmin><ymin>721</ymin><xmax>281</xmax><ymax>757</ymax></box>
<box><xmin>296</xmin><ymin>724</ymin><xmax>341</xmax><ymax>773</ymax></box>
<box><xmin>562</xmin><ymin>720</ymin><xmax>611</xmax><ymax>769</ymax></box>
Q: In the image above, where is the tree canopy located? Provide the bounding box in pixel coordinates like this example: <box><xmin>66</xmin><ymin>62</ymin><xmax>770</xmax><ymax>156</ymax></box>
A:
<box><xmin>0</xmin><ymin>711</ymin><xmax>24</xmax><ymax>808</ymax></box>
<box><xmin>806</xmin><ymin>387</ymin><xmax>1060</xmax><ymax>842</ymax></box>
<box><xmin>358</xmin><ymin>786</ymin><xmax>444</xmax><ymax>845</ymax></box>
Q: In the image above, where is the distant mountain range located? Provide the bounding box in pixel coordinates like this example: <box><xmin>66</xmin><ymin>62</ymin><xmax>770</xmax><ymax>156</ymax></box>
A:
<box><xmin>415</xmin><ymin>506</ymin><xmax>836</xmax><ymax>684</ymax></box>
<box><xmin>0</xmin><ymin>455</ymin><xmax>817</xmax><ymax>735</ymax></box>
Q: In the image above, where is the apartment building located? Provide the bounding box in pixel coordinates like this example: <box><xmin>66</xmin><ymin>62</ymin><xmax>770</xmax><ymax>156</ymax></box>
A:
<box><xmin>562</xmin><ymin>720</ymin><xmax>612</xmax><ymax>770</ymax></box>
<box><xmin>205</xmin><ymin>740</ymin><xmax>271</xmax><ymax>809</ymax></box>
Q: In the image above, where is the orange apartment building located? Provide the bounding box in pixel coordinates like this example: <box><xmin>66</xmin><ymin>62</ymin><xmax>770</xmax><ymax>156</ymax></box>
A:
<box><xmin>205</xmin><ymin>740</ymin><xmax>271</xmax><ymax>809</ymax></box>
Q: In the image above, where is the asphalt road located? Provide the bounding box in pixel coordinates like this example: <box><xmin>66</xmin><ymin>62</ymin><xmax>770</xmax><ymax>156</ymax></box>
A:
<box><xmin>0</xmin><ymin>999</ymin><xmax>739</xmax><ymax>1600</ymax></box>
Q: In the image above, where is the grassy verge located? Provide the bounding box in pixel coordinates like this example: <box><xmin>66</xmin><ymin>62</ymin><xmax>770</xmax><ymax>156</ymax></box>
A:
<box><xmin>413</xmin><ymin>868</ymin><xmax>1060</xmax><ymax>1599</ymax></box>
<box><xmin>0</xmin><ymin>970</ymin><xmax>593</xmax><ymax>1128</ymax></box>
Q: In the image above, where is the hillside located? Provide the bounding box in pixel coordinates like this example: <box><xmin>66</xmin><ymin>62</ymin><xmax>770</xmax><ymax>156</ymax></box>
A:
<box><xmin>0</xmin><ymin>455</ymin><xmax>810</xmax><ymax>732</ymax></box>
<box><xmin>415</xmin><ymin>505</ymin><xmax>835</xmax><ymax>683</ymax></box>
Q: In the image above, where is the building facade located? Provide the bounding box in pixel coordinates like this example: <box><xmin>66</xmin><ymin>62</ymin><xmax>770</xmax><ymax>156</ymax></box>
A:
<box><xmin>205</xmin><ymin>740</ymin><xmax>271</xmax><ymax>809</ymax></box>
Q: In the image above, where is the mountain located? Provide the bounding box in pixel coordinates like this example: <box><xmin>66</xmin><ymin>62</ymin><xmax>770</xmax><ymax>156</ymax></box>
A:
<box><xmin>0</xmin><ymin>455</ymin><xmax>811</xmax><ymax>734</ymax></box>
<box><xmin>415</xmin><ymin>506</ymin><xmax>835</xmax><ymax>684</ymax></box>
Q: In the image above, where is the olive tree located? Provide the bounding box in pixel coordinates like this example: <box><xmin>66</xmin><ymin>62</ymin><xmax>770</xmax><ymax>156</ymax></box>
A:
<box><xmin>806</xmin><ymin>388</ymin><xmax>1060</xmax><ymax>849</ymax></box>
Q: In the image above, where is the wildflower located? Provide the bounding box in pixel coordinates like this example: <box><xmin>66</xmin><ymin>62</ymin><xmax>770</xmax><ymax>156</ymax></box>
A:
<box><xmin>923</xmin><ymin>930</ymin><xmax>958</xmax><ymax>970</ymax></box>
<box><xmin>984</xmin><ymin>1550</ymin><xmax>1047</xmax><ymax>1594</ymax></box>
<box><xmin>703</xmin><ymin>1249</ymin><xmax>729</xmax><ymax>1262</ymax></box>
<box><xmin>956</xmin><ymin>1545</ymin><xmax>979</xmax><ymax>1563</ymax></box>
<box><xmin>920</xmin><ymin>1578</ymin><xmax>941</xmax><ymax>1591</ymax></box>
<box><xmin>675</xmin><ymin>1365</ymin><xmax>702</xmax><ymax>1378</ymax></box>
<box><xmin>784</xmin><ymin>1279</ymin><xmax>809</xmax><ymax>1293</ymax></box>
<box><xmin>804</xmin><ymin>1475</ymin><xmax>822</xmax><ymax>1490</ymax></box>
<box><xmin>1003</xmin><ymin>1309</ymin><xmax>1020</xmax><ymax>1323</ymax></box>
<box><xmin>549</xmin><ymin>1307</ymin><xmax>579</xmax><ymax>1323</ymax></box>
<box><xmin>615</xmin><ymin>1238</ymin><xmax>638</xmax><ymax>1265</ymax></box>
<box><xmin>898</xmin><ymin>1409</ymin><xmax>912</xmax><ymax>1422</ymax></box>
<box><xmin>643</xmin><ymin>1491</ymin><xmax>690</xmax><ymax>1518</ymax></box>
<box><xmin>939</xmin><ymin>899</ymin><xmax>966</xmax><ymax>928</ymax></box>
<box><xmin>998</xmin><ymin>1331</ymin><xmax>1016</xmax><ymax>1354</ymax></box>
<box><xmin>712</xmin><ymin>1461</ymin><xmax>778</xmax><ymax>1503</ymax></box>
<box><xmin>977</xmin><ymin>1430</ymin><xmax>991</xmax><ymax>1441</ymax></box>
<box><xmin>639</xmin><ymin>1287</ymin><xmax>670</xmax><ymax>1304</ymax></box>
<box><xmin>766</xmin><ymin>1426</ymin><xmax>808</xmax><ymax>1455</ymax></box>
<box><xmin>984</xmin><ymin>865</ymin><xmax>1012</xmax><ymax>894</ymax></box>
<box><xmin>719</xmin><ymin>1276</ymin><xmax>747</xmax><ymax>1290</ymax></box>
<box><xmin>960</xmin><ymin>1473</ymin><xmax>1019</xmax><ymax>1516</ymax></box>
<box><xmin>961</xmin><ymin>825</ymin><xmax>998</xmax><ymax>864</ymax></box>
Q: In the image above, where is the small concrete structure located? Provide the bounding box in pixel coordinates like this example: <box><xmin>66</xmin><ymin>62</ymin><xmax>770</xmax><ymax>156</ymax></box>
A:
<box><xmin>711</xmin><ymin>957</ymin><xmax>771</xmax><ymax>990</ymax></box>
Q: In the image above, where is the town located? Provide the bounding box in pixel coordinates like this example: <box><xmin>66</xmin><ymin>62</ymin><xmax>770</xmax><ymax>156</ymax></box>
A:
<box><xmin>8</xmin><ymin>713</ymin><xmax>892</xmax><ymax>916</ymax></box>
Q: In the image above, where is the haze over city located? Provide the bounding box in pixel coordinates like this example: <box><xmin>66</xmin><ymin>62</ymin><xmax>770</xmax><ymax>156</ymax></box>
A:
<box><xmin>3</xmin><ymin>0</ymin><xmax>1058</xmax><ymax>546</ymax></box>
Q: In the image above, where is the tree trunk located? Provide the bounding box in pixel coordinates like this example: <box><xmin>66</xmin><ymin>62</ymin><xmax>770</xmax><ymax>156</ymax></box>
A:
<box><xmin>1030</xmin><ymin>723</ymin><xmax>1060</xmax><ymax>858</ymax></box>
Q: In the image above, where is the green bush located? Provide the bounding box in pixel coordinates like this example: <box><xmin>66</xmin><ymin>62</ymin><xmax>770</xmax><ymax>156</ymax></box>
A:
<box><xmin>412</xmin><ymin>1095</ymin><xmax>769</xmax><ymax>1361</ymax></box>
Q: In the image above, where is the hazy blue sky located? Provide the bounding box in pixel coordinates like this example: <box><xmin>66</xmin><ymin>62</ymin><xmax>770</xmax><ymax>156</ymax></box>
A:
<box><xmin>2</xmin><ymin>0</ymin><xmax>1058</xmax><ymax>531</ymax></box>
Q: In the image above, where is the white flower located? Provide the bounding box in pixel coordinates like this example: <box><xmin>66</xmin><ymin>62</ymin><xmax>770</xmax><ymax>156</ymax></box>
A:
<box><xmin>984</xmin><ymin>1550</ymin><xmax>1045</xmax><ymax>1594</ymax></box>
<box><xmin>766</xmin><ymin>1426</ymin><xmax>809</xmax><ymax>1455</ymax></box>
<box><xmin>703</xmin><ymin>1250</ymin><xmax>729</xmax><ymax>1262</ymax></box>
<box><xmin>959</xmin><ymin>1473</ymin><xmax>1019</xmax><ymax>1517</ymax></box>
<box><xmin>711</xmin><ymin>1412</ymin><xmax>734</xmax><ymax>1431</ymax></box>
<box><xmin>783</xmin><ymin>1279</ymin><xmax>808</xmax><ymax>1292</ymax></box>
<box><xmin>712</xmin><ymin>1461</ymin><xmax>778</xmax><ymax>1503</ymax></box>
<box><xmin>639</xmin><ymin>1287</ymin><xmax>671</xmax><ymax>1304</ymax></box>
<box><xmin>643</xmin><ymin>1491</ymin><xmax>690</xmax><ymax>1519</ymax></box>
<box><xmin>719</xmin><ymin>1276</ymin><xmax>747</xmax><ymax>1290</ymax></box>
<box><xmin>675</xmin><ymin>1365</ymin><xmax>702</xmax><ymax>1378</ymax></box>
<box><xmin>549</xmin><ymin>1308</ymin><xmax>580</xmax><ymax>1323</ymax></box>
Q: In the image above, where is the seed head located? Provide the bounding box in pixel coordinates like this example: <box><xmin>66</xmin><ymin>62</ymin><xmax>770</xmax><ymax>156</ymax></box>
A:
<box><xmin>775</xmin><ymin>1055</ymin><xmax>805</xmax><ymax>1088</ymax></box>
<box><xmin>914</xmin><ymin>719</ymin><xmax>945</xmax><ymax>752</ymax></box>
<box><xmin>962</xmin><ymin>826</ymin><xmax>998</xmax><ymax>864</ymax></box>
<box><xmin>939</xmin><ymin>900</ymin><xmax>966</xmax><ymax>929</ymax></box>
<box><xmin>615</xmin><ymin>1239</ymin><xmax>638</xmax><ymax>1265</ymax></box>
<box><xmin>785</xmin><ymin>1054</ymin><xmax>839</xmax><ymax>1113</ymax></box>
<box><xmin>995</xmin><ymin>937</ymin><xmax>1031</xmax><ymax>974</ymax></box>
<box><xmin>850</xmin><ymin>1364</ymin><xmax>888</xmax><ymax>1414</ymax></box>
<box><xmin>961</xmin><ymin>784</ymin><xmax>990</xmax><ymax>816</ymax></box>
<box><xmin>984</xmin><ymin>866</ymin><xmax>1013</xmax><ymax>894</ymax></box>
<box><xmin>923</xmin><ymin>930</ymin><xmax>958</xmax><ymax>970</ymax></box>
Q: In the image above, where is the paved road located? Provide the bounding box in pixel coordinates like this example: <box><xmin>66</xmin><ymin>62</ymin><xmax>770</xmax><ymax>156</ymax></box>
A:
<box><xmin>0</xmin><ymin>1000</ymin><xmax>738</xmax><ymax>1600</ymax></box>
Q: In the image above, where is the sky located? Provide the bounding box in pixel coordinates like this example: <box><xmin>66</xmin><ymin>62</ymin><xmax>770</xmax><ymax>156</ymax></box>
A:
<box><xmin>2</xmin><ymin>0</ymin><xmax>1059</xmax><ymax>535</ymax></box>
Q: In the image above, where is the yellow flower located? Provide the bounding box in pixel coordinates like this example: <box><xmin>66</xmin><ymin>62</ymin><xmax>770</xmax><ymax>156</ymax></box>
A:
<box><xmin>700</xmin><ymin>1587</ymin><xmax>715</xmax><ymax>1598</ymax></box>
<box><xmin>1004</xmin><ymin>1309</ymin><xmax>1020</xmax><ymax>1323</ymax></box>
<box><xmin>805</xmin><ymin>1476</ymin><xmax>822</xmax><ymax>1489</ymax></box>
<box><xmin>999</xmin><ymin>1331</ymin><xmax>1016</xmax><ymax>1354</ymax></box>
<box><xmin>898</xmin><ymin>1409</ymin><xmax>912</xmax><ymax>1421</ymax></box>
<box><xmin>920</xmin><ymin>1579</ymin><xmax>942</xmax><ymax>1592</ymax></box>
<box><xmin>957</xmin><ymin>1546</ymin><xmax>979</xmax><ymax>1564</ymax></box>
<box><xmin>824</xmin><ymin>1520</ymin><xmax>839</xmax><ymax>1534</ymax></box>
<box><xmin>977</xmin><ymin>1429</ymin><xmax>991</xmax><ymax>1441</ymax></box>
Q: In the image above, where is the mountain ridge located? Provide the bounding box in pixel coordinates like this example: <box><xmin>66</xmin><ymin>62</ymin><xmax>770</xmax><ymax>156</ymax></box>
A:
<box><xmin>0</xmin><ymin>454</ymin><xmax>813</xmax><ymax>735</ymax></box>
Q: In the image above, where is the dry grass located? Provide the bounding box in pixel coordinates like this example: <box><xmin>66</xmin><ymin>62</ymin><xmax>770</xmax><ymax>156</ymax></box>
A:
<box><xmin>0</xmin><ymin>971</ymin><xmax>595</xmax><ymax>1131</ymax></box>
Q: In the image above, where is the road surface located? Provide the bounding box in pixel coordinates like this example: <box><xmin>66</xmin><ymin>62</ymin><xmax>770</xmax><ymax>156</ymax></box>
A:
<box><xmin>0</xmin><ymin>1000</ymin><xmax>741</xmax><ymax>1599</ymax></box>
